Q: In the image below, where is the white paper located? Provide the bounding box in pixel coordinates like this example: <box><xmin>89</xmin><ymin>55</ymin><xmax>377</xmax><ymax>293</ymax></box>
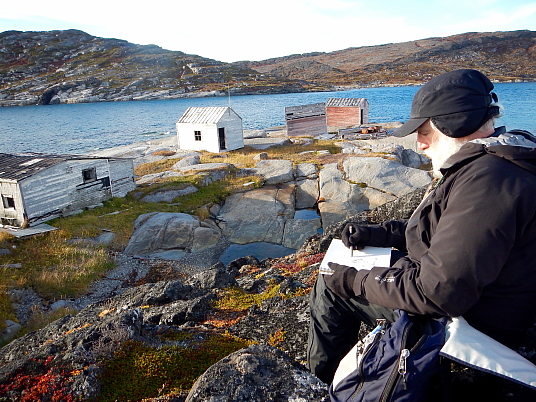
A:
<box><xmin>319</xmin><ymin>239</ymin><xmax>392</xmax><ymax>275</ymax></box>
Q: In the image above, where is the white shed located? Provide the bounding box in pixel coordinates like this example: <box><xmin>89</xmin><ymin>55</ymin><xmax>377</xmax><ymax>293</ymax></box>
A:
<box><xmin>0</xmin><ymin>153</ymin><xmax>135</xmax><ymax>228</ymax></box>
<box><xmin>176</xmin><ymin>107</ymin><xmax>244</xmax><ymax>153</ymax></box>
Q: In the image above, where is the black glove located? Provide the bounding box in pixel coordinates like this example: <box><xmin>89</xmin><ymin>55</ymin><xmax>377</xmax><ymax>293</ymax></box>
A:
<box><xmin>341</xmin><ymin>223</ymin><xmax>371</xmax><ymax>250</ymax></box>
<box><xmin>324</xmin><ymin>263</ymin><xmax>357</xmax><ymax>299</ymax></box>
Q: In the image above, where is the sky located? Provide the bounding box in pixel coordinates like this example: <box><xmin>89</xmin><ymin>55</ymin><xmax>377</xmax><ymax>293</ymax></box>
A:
<box><xmin>2</xmin><ymin>0</ymin><xmax>536</xmax><ymax>63</ymax></box>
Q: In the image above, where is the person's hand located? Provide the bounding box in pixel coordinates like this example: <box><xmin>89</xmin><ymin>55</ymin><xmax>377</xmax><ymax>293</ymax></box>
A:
<box><xmin>341</xmin><ymin>223</ymin><xmax>371</xmax><ymax>250</ymax></box>
<box><xmin>324</xmin><ymin>263</ymin><xmax>358</xmax><ymax>299</ymax></box>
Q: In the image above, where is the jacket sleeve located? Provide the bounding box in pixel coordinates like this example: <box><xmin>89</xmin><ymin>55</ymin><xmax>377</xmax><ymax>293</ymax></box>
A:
<box><xmin>368</xmin><ymin>219</ymin><xmax>408</xmax><ymax>251</ymax></box>
<box><xmin>352</xmin><ymin>162</ymin><xmax>524</xmax><ymax>317</ymax></box>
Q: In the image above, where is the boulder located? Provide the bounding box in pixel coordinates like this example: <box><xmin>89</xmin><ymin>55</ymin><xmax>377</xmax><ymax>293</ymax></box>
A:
<box><xmin>254</xmin><ymin>160</ymin><xmax>294</xmax><ymax>185</ymax></box>
<box><xmin>125</xmin><ymin>212</ymin><xmax>220</xmax><ymax>257</ymax></box>
<box><xmin>402</xmin><ymin>148</ymin><xmax>431</xmax><ymax>168</ymax></box>
<box><xmin>187</xmin><ymin>264</ymin><xmax>237</xmax><ymax>289</ymax></box>
<box><xmin>296</xmin><ymin>178</ymin><xmax>319</xmax><ymax>209</ymax></box>
<box><xmin>318</xmin><ymin>163</ymin><xmax>395</xmax><ymax>229</ymax></box>
<box><xmin>141</xmin><ymin>185</ymin><xmax>198</xmax><ymax>203</ymax></box>
<box><xmin>253</xmin><ymin>152</ymin><xmax>269</xmax><ymax>161</ymax></box>
<box><xmin>0</xmin><ymin>320</ymin><xmax>21</xmax><ymax>343</ymax></box>
<box><xmin>185</xmin><ymin>344</ymin><xmax>329</xmax><ymax>402</ymax></box>
<box><xmin>296</xmin><ymin>162</ymin><xmax>318</xmax><ymax>179</ymax></box>
<box><xmin>92</xmin><ymin>231</ymin><xmax>116</xmax><ymax>245</ymax></box>
<box><xmin>243</xmin><ymin>137</ymin><xmax>290</xmax><ymax>149</ymax></box>
<box><xmin>282</xmin><ymin>218</ymin><xmax>322</xmax><ymax>249</ymax></box>
<box><xmin>191</xmin><ymin>226</ymin><xmax>222</xmax><ymax>252</ymax></box>
<box><xmin>136</xmin><ymin>170</ymin><xmax>183</xmax><ymax>184</ymax></box>
<box><xmin>217</xmin><ymin>184</ymin><xmax>295</xmax><ymax>244</ymax></box>
<box><xmin>343</xmin><ymin>157</ymin><xmax>432</xmax><ymax>197</ymax></box>
<box><xmin>177</xmin><ymin>163</ymin><xmax>232</xmax><ymax>173</ymax></box>
<box><xmin>172</xmin><ymin>154</ymin><xmax>201</xmax><ymax>169</ymax></box>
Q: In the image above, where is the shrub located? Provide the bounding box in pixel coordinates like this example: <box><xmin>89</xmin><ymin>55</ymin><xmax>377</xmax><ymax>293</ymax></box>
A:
<box><xmin>152</xmin><ymin>150</ymin><xmax>176</xmax><ymax>157</ymax></box>
<box><xmin>97</xmin><ymin>333</ymin><xmax>250</xmax><ymax>401</ymax></box>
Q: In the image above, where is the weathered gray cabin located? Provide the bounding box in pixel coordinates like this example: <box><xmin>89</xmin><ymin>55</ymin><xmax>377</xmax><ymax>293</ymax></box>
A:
<box><xmin>176</xmin><ymin>107</ymin><xmax>244</xmax><ymax>153</ymax></box>
<box><xmin>285</xmin><ymin>103</ymin><xmax>327</xmax><ymax>137</ymax></box>
<box><xmin>0</xmin><ymin>153</ymin><xmax>135</xmax><ymax>228</ymax></box>
<box><xmin>326</xmin><ymin>98</ymin><xmax>369</xmax><ymax>127</ymax></box>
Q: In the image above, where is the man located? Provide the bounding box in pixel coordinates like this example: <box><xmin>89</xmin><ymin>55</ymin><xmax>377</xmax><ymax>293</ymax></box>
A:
<box><xmin>307</xmin><ymin>69</ymin><xmax>536</xmax><ymax>385</ymax></box>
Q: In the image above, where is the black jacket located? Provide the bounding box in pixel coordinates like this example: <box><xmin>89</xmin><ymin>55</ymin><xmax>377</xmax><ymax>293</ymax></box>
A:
<box><xmin>352</xmin><ymin>128</ymin><xmax>536</xmax><ymax>346</ymax></box>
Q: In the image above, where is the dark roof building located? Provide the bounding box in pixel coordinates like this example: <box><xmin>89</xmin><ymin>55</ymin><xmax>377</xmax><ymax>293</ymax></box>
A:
<box><xmin>0</xmin><ymin>153</ymin><xmax>135</xmax><ymax>228</ymax></box>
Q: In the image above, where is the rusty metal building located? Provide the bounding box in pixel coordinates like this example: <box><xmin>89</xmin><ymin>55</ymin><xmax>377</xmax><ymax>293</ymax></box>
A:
<box><xmin>326</xmin><ymin>98</ymin><xmax>369</xmax><ymax>127</ymax></box>
<box><xmin>0</xmin><ymin>153</ymin><xmax>135</xmax><ymax>227</ymax></box>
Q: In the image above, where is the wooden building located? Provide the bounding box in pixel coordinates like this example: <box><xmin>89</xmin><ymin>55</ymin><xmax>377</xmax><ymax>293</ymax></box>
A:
<box><xmin>285</xmin><ymin>103</ymin><xmax>328</xmax><ymax>137</ymax></box>
<box><xmin>0</xmin><ymin>153</ymin><xmax>135</xmax><ymax>228</ymax></box>
<box><xmin>176</xmin><ymin>107</ymin><xmax>244</xmax><ymax>153</ymax></box>
<box><xmin>326</xmin><ymin>98</ymin><xmax>369</xmax><ymax>127</ymax></box>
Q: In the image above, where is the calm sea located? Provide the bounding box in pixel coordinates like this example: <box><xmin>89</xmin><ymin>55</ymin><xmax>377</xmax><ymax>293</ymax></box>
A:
<box><xmin>1</xmin><ymin>82</ymin><xmax>535</xmax><ymax>155</ymax></box>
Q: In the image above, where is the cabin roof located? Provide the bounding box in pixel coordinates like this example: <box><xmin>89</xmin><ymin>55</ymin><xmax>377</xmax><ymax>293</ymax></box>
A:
<box><xmin>326</xmin><ymin>98</ymin><xmax>368</xmax><ymax>107</ymax></box>
<box><xmin>0</xmin><ymin>153</ymin><xmax>114</xmax><ymax>182</ymax></box>
<box><xmin>177</xmin><ymin>107</ymin><xmax>239</xmax><ymax>124</ymax></box>
<box><xmin>285</xmin><ymin>103</ymin><xmax>326</xmax><ymax>120</ymax></box>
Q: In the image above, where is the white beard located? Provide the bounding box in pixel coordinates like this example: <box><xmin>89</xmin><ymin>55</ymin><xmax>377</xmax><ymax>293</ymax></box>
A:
<box><xmin>424</xmin><ymin>134</ymin><xmax>465</xmax><ymax>178</ymax></box>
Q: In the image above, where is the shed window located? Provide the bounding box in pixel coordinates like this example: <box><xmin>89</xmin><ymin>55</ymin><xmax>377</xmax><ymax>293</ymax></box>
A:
<box><xmin>82</xmin><ymin>167</ymin><xmax>97</xmax><ymax>183</ymax></box>
<box><xmin>194</xmin><ymin>130</ymin><xmax>202</xmax><ymax>141</ymax></box>
<box><xmin>2</xmin><ymin>195</ymin><xmax>15</xmax><ymax>209</ymax></box>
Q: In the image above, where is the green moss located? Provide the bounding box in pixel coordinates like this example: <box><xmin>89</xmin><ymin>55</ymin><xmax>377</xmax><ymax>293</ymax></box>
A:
<box><xmin>97</xmin><ymin>334</ymin><xmax>250</xmax><ymax>401</ymax></box>
<box><xmin>214</xmin><ymin>283</ymin><xmax>282</xmax><ymax>312</ymax></box>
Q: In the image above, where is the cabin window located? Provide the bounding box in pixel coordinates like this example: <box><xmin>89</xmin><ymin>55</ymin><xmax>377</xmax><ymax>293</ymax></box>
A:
<box><xmin>194</xmin><ymin>130</ymin><xmax>202</xmax><ymax>141</ymax></box>
<box><xmin>2</xmin><ymin>195</ymin><xmax>15</xmax><ymax>209</ymax></box>
<box><xmin>82</xmin><ymin>167</ymin><xmax>97</xmax><ymax>183</ymax></box>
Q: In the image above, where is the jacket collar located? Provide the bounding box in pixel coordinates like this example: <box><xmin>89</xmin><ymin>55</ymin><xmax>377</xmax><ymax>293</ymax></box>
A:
<box><xmin>440</xmin><ymin>127</ymin><xmax>536</xmax><ymax>176</ymax></box>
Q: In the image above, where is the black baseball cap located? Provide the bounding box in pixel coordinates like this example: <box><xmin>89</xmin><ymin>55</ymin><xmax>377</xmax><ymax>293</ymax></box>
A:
<box><xmin>393</xmin><ymin>69</ymin><xmax>500</xmax><ymax>138</ymax></box>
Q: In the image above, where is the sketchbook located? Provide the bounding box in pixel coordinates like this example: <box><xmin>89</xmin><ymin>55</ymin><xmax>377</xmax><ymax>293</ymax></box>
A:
<box><xmin>319</xmin><ymin>239</ymin><xmax>392</xmax><ymax>275</ymax></box>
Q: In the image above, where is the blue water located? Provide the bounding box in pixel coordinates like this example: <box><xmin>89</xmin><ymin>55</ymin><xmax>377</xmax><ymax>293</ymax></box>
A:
<box><xmin>218</xmin><ymin>242</ymin><xmax>297</xmax><ymax>266</ymax></box>
<box><xmin>1</xmin><ymin>82</ymin><xmax>534</xmax><ymax>155</ymax></box>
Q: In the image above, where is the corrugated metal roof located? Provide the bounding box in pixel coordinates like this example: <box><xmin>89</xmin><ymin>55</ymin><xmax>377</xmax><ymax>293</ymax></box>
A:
<box><xmin>0</xmin><ymin>153</ymin><xmax>102</xmax><ymax>182</ymax></box>
<box><xmin>285</xmin><ymin>103</ymin><xmax>326</xmax><ymax>120</ymax></box>
<box><xmin>177</xmin><ymin>107</ymin><xmax>237</xmax><ymax>124</ymax></box>
<box><xmin>326</xmin><ymin>98</ymin><xmax>368</xmax><ymax>107</ymax></box>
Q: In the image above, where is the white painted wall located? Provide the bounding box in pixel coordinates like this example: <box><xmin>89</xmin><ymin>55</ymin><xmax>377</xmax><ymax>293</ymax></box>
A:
<box><xmin>0</xmin><ymin>181</ymin><xmax>24</xmax><ymax>227</ymax></box>
<box><xmin>177</xmin><ymin>109</ymin><xmax>244</xmax><ymax>153</ymax></box>
<box><xmin>4</xmin><ymin>158</ymin><xmax>136</xmax><ymax>227</ymax></box>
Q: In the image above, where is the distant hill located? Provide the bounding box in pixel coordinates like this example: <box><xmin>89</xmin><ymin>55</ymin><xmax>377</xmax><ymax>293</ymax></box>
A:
<box><xmin>0</xmin><ymin>29</ymin><xmax>311</xmax><ymax>107</ymax></box>
<box><xmin>1</xmin><ymin>29</ymin><xmax>535</xmax><ymax>106</ymax></box>
<box><xmin>241</xmin><ymin>30</ymin><xmax>536</xmax><ymax>87</ymax></box>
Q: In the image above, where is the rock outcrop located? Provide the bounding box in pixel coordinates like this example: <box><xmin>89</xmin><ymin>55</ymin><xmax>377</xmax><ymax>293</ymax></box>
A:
<box><xmin>0</xmin><ymin>30</ymin><xmax>308</xmax><ymax>107</ymax></box>
<box><xmin>2</xmin><ymin>30</ymin><xmax>535</xmax><ymax>107</ymax></box>
<box><xmin>1</xmin><ymin>188</ymin><xmax>535</xmax><ymax>401</ymax></box>
<box><xmin>185</xmin><ymin>344</ymin><xmax>329</xmax><ymax>402</ymax></box>
<box><xmin>124</xmin><ymin>212</ymin><xmax>221</xmax><ymax>259</ymax></box>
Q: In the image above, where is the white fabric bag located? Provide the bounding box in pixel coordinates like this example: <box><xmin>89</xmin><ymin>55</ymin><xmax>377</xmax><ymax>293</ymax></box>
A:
<box><xmin>440</xmin><ymin>316</ymin><xmax>536</xmax><ymax>390</ymax></box>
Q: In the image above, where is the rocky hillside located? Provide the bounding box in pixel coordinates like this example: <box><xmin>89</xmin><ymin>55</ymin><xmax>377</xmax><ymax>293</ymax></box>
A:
<box><xmin>1</xmin><ymin>190</ymin><xmax>535</xmax><ymax>401</ymax></box>
<box><xmin>1</xmin><ymin>29</ymin><xmax>535</xmax><ymax>107</ymax></box>
<box><xmin>0</xmin><ymin>30</ymin><xmax>311</xmax><ymax>107</ymax></box>
<box><xmin>241</xmin><ymin>30</ymin><xmax>536</xmax><ymax>87</ymax></box>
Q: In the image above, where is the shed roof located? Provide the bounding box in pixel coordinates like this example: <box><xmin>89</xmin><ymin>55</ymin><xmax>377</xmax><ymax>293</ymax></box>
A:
<box><xmin>285</xmin><ymin>103</ymin><xmax>326</xmax><ymax>120</ymax></box>
<box><xmin>0</xmin><ymin>153</ymin><xmax>111</xmax><ymax>182</ymax></box>
<box><xmin>326</xmin><ymin>98</ymin><xmax>368</xmax><ymax>107</ymax></box>
<box><xmin>177</xmin><ymin>107</ymin><xmax>239</xmax><ymax>124</ymax></box>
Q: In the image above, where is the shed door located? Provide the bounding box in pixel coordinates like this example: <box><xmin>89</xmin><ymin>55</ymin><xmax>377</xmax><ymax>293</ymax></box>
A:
<box><xmin>218</xmin><ymin>127</ymin><xmax>227</xmax><ymax>150</ymax></box>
